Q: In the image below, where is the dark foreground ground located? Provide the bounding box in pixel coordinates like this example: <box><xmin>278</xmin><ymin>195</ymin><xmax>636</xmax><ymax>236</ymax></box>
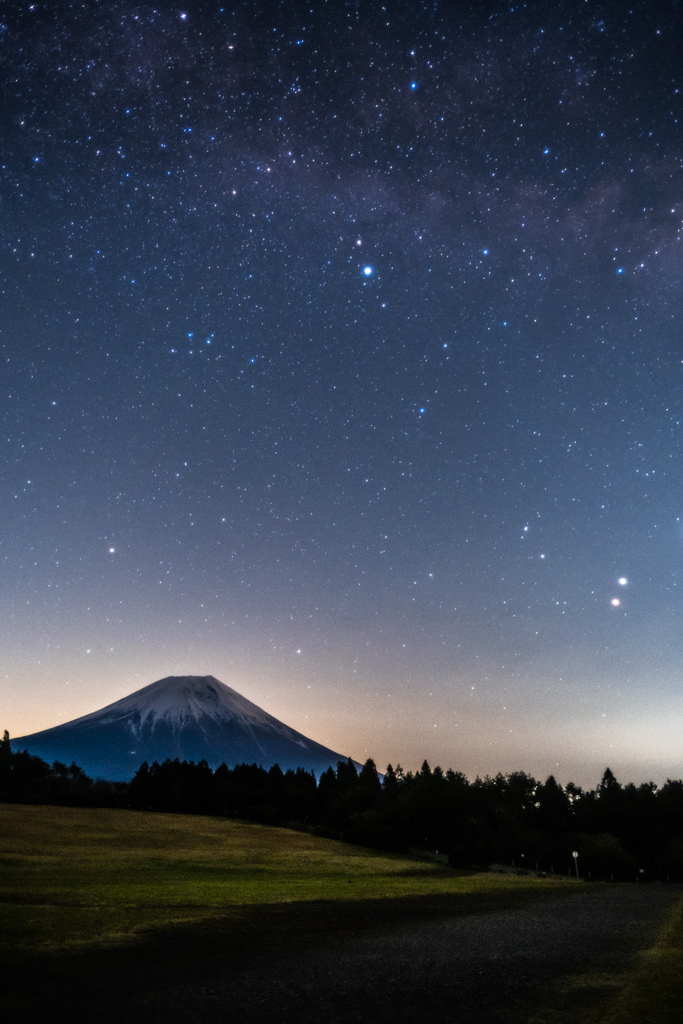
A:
<box><xmin>11</xmin><ymin>883</ymin><xmax>680</xmax><ymax>1024</ymax></box>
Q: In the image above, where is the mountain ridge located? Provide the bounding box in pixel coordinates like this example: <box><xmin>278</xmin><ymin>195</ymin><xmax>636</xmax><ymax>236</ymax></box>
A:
<box><xmin>12</xmin><ymin>675</ymin><xmax>357</xmax><ymax>781</ymax></box>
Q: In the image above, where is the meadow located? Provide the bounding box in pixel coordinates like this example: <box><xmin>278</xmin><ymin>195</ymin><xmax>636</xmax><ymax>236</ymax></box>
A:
<box><xmin>3</xmin><ymin>803</ymin><xmax>681</xmax><ymax>1024</ymax></box>
<box><xmin>1</xmin><ymin>802</ymin><xmax>565</xmax><ymax>957</ymax></box>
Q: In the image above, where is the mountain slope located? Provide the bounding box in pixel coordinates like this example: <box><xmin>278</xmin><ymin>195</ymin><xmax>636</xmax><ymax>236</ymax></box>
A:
<box><xmin>11</xmin><ymin>675</ymin><xmax>355</xmax><ymax>781</ymax></box>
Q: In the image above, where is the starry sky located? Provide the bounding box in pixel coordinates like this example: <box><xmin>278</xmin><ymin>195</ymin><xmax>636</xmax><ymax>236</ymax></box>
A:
<box><xmin>3</xmin><ymin>1</ymin><xmax>683</xmax><ymax>787</ymax></box>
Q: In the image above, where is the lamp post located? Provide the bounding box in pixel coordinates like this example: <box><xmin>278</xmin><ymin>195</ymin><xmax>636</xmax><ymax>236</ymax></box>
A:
<box><xmin>572</xmin><ymin>850</ymin><xmax>579</xmax><ymax>879</ymax></box>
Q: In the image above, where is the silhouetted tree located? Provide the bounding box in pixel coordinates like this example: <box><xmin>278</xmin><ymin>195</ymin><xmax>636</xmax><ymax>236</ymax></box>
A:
<box><xmin>0</xmin><ymin>731</ymin><xmax>11</xmax><ymax>794</ymax></box>
<box><xmin>5</xmin><ymin>727</ymin><xmax>683</xmax><ymax>880</ymax></box>
<box><xmin>357</xmin><ymin>758</ymin><xmax>382</xmax><ymax>808</ymax></box>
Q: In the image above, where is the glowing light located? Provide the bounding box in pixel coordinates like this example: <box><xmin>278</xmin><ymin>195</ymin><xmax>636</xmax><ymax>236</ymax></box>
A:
<box><xmin>611</xmin><ymin>598</ymin><xmax>621</xmax><ymax>607</ymax></box>
<box><xmin>109</xmin><ymin>548</ymin><xmax>115</xmax><ymax>554</ymax></box>
<box><xmin>363</xmin><ymin>265</ymin><xmax>373</xmax><ymax>276</ymax></box>
<box><xmin>618</xmin><ymin>577</ymin><xmax>628</xmax><ymax>585</ymax></box>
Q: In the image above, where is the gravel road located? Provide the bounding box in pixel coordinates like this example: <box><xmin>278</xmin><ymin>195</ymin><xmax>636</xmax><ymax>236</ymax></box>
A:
<box><xmin>125</xmin><ymin>883</ymin><xmax>680</xmax><ymax>1024</ymax></box>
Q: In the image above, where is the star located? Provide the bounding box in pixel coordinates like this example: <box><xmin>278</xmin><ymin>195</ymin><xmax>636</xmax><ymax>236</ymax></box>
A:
<box><xmin>4</xmin><ymin>0</ymin><xmax>682</xmax><ymax>789</ymax></box>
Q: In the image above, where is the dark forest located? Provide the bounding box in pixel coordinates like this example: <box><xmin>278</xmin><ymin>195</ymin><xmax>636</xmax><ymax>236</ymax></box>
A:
<box><xmin>3</xmin><ymin>731</ymin><xmax>683</xmax><ymax>883</ymax></box>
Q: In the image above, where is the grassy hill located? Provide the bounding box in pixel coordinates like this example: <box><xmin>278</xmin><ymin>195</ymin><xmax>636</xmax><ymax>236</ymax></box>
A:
<box><xmin>11</xmin><ymin>804</ymin><xmax>682</xmax><ymax>1024</ymax></box>
<box><xmin>1</xmin><ymin>803</ymin><xmax>566</xmax><ymax>958</ymax></box>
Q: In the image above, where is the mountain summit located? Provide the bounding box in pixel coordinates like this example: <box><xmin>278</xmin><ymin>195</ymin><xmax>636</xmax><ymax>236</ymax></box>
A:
<box><xmin>12</xmin><ymin>675</ymin><xmax>355</xmax><ymax>781</ymax></box>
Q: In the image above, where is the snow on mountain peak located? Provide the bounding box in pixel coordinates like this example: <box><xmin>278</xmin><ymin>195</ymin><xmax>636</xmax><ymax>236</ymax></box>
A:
<box><xmin>81</xmin><ymin>675</ymin><xmax>284</xmax><ymax>735</ymax></box>
<box><xmin>12</xmin><ymin>673</ymin><xmax>357</xmax><ymax>780</ymax></box>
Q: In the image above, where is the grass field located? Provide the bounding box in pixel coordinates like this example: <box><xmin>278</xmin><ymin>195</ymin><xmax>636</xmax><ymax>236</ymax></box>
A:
<box><xmin>5</xmin><ymin>804</ymin><xmax>681</xmax><ymax>1024</ymax></box>
<box><xmin>1</xmin><ymin>803</ymin><xmax>568</xmax><ymax>957</ymax></box>
<box><xmin>592</xmin><ymin>896</ymin><xmax>683</xmax><ymax>1024</ymax></box>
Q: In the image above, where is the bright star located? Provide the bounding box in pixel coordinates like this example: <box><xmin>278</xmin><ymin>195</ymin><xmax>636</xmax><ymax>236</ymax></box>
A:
<box><xmin>363</xmin><ymin>265</ymin><xmax>373</xmax><ymax>276</ymax></box>
<box><xmin>611</xmin><ymin>598</ymin><xmax>621</xmax><ymax>607</ymax></box>
<box><xmin>618</xmin><ymin>577</ymin><xmax>628</xmax><ymax>586</ymax></box>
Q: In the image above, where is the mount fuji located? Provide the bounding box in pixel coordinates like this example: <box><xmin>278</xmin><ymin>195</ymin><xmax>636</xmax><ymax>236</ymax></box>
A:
<box><xmin>11</xmin><ymin>675</ymin><xmax>356</xmax><ymax>781</ymax></box>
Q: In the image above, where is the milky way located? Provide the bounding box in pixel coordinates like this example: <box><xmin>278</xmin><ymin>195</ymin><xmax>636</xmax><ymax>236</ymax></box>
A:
<box><xmin>3</xmin><ymin>1</ymin><xmax>682</xmax><ymax>785</ymax></box>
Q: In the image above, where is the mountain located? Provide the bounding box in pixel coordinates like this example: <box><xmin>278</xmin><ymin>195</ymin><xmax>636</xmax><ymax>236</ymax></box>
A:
<box><xmin>11</xmin><ymin>675</ymin><xmax>356</xmax><ymax>781</ymax></box>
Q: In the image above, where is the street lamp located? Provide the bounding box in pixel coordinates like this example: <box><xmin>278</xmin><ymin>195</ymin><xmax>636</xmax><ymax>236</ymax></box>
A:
<box><xmin>572</xmin><ymin>850</ymin><xmax>579</xmax><ymax>879</ymax></box>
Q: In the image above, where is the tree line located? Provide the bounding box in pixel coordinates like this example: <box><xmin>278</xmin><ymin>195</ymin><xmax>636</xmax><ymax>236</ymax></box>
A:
<box><xmin>3</xmin><ymin>730</ymin><xmax>683</xmax><ymax>881</ymax></box>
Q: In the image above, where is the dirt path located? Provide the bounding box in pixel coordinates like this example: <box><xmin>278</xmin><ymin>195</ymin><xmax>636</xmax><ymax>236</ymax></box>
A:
<box><xmin>121</xmin><ymin>884</ymin><xmax>680</xmax><ymax>1024</ymax></box>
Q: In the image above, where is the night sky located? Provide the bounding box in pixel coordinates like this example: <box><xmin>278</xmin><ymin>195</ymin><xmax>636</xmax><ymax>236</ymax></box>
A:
<box><xmin>3</xmin><ymin>1</ymin><xmax>683</xmax><ymax>786</ymax></box>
